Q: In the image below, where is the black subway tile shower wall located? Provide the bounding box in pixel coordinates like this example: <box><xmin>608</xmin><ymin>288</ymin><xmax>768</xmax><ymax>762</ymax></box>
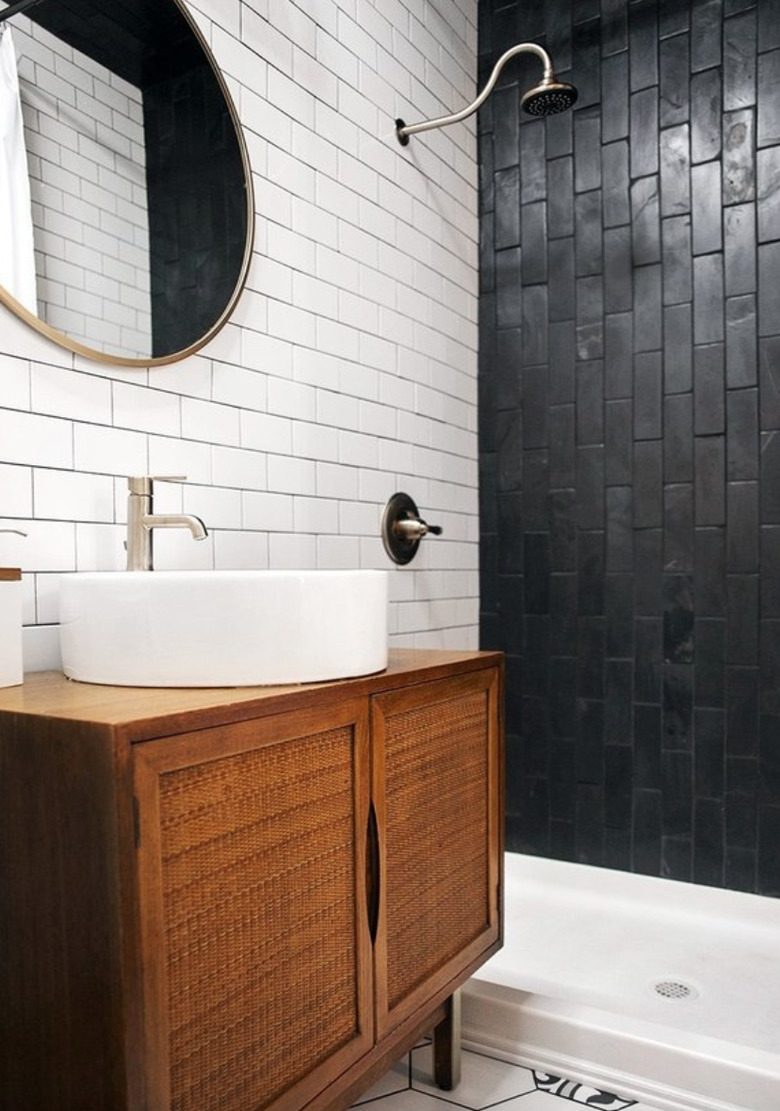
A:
<box><xmin>478</xmin><ymin>0</ymin><xmax>780</xmax><ymax>895</ymax></box>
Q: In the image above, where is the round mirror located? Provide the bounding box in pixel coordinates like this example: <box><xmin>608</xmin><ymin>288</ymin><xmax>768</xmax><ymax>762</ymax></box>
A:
<box><xmin>0</xmin><ymin>0</ymin><xmax>254</xmax><ymax>366</ymax></box>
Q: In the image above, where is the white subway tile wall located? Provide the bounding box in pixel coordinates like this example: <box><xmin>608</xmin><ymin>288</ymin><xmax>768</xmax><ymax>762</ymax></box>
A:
<box><xmin>14</xmin><ymin>17</ymin><xmax>152</xmax><ymax>359</ymax></box>
<box><xmin>0</xmin><ymin>0</ymin><xmax>480</xmax><ymax>673</ymax></box>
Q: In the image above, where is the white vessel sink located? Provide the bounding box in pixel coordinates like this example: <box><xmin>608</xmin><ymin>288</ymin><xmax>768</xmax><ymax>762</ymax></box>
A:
<box><xmin>59</xmin><ymin>569</ymin><xmax>388</xmax><ymax>687</ymax></box>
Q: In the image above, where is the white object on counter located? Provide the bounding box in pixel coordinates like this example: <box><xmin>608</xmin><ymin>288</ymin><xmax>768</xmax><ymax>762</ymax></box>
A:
<box><xmin>0</xmin><ymin>568</ymin><xmax>23</xmax><ymax>687</ymax></box>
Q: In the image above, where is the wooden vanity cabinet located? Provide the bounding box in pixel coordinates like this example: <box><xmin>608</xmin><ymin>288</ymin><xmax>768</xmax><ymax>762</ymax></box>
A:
<box><xmin>0</xmin><ymin>649</ymin><xmax>503</xmax><ymax>1111</ymax></box>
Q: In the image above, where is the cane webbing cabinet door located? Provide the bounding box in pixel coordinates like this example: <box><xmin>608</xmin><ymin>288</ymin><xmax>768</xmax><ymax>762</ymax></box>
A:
<box><xmin>370</xmin><ymin>668</ymin><xmax>502</xmax><ymax>1039</ymax></box>
<box><xmin>133</xmin><ymin>699</ymin><xmax>374</xmax><ymax>1111</ymax></box>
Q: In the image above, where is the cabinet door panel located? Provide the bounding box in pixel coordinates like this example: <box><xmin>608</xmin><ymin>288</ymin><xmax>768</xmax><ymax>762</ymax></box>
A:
<box><xmin>371</xmin><ymin>668</ymin><xmax>502</xmax><ymax>1038</ymax></box>
<box><xmin>134</xmin><ymin>701</ymin><xmax>373</xmax><ymax>1111</ymax></box>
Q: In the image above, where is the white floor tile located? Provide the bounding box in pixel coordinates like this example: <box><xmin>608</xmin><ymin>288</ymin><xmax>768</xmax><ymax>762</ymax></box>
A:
<box><xmin>353</xmin><ymin>1057</ymin><xmax>410</xmax><ymax>1103</ymax></box>
<box><xmin>410</xmin><ymin>1046</ymin><xmax>535</xmax><ymax>1108</ymax></box>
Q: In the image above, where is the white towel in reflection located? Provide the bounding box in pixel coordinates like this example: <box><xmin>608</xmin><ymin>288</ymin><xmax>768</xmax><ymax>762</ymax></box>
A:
<box><xmin>0</xmin><ymin>26</ymin><xmax>36</xmax><ymax>314</ymax></box>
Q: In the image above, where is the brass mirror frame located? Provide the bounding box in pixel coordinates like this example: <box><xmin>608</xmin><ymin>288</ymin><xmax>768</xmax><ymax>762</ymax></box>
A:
<box><xmin>0</xmin><ymin>0</ymin><xmax>255</xmax><ymax>368</ymax></box>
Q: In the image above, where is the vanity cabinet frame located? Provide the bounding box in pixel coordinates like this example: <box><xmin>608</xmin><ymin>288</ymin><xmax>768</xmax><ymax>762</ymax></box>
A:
<box><xmin>0</xmin><ymin>649</ymin><xmax>503</xmax><ymax>1111</ymax></box>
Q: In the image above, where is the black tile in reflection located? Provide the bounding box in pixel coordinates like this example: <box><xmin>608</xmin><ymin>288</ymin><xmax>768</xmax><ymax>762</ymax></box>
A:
<box><xmin>524</xmin><ymin>533</ymin><xmax>551</xmax><ymax>614</ymax></box>
<box><xmin>632</xmin><ymin>176</ymin><xmax>662</xmax><ymax>265</ymax></box>
<box><xmin>635</xmin><ymin>616</ymin><xmax>663</xmax><ymax>703</ymax></box>
<box><xmin>605</xmin><ymin>745</ymin><xmax>633</xmax><ymax>829</ymax></box>
<box><xmin>761</xmin><ymin>528</ymin><xmax>780</xmax><ymax>616</ymax></box>
<box><xmin>660</xmin><ymin>31</ymin><xmax>690</xmax><ymax>128</ymax></box>
<box><xmin>727</xmin><ymin>666</ymin><xmax>759</xmax><ymax>757</ymax></box>
<box><xmin>576</xmin><ymin>784</ymin><xmax>606</xmax><ymax>867</ymax></box>
<box><xmin>629</xmin><ymin>0</ymin><xmax>659</xmax><ymax>90</ymax></box>
<box><xmin>663</xmin><ymin>836</ymin><xmax>693</xmax><ymax>882</ymax></box>
<box><xmin>606</xmin><ymin>659</ymin><xmax>633</xmax><ymax>746</ymax></box>
<box><xmin>575</xmin><ymin>110</ymin><xmax>602</xmax><ymax>195</ymax></box>
<box><xmin>694</xmin><ymin>618</ymin><xmax>726</xmax><ymax>707</ymax></box>
<box><xmin>723</xmin><ymin>109</ymin><xmax>756</xmax><ymax>206</ymax></box>
<box><xmin>548</xmin><ymin>157</ymin><xmax>574</xmax><ymax>240</ymax></box>
<box><xmin>498</xmin><ymin>491</ymin><xmax>524</xmax><ymax>573</ymax></box>
<box><xmin>549</xmin><ymin>320</ymin><xmax>576</xmax><ymax>404</ymax></box>
<box><xmin>634</xmin><ymin>352</ymin><xmax>663</xmax><ymax>440</ymax></box>
<box><xmin>694</xmin><ymin>797</ymin><xmax>724</xmax><ymax>886</ymax></box>
<box><xmin>576</xmin><ymin>360</ymin><xmax>604</xmax><ymax>444</ymax></box>
<box><xmin>759</xmin><ymin>711</ymin><xmax>780</xmax><ymax>802</ymax></box>
<box><xmin>758</xmin><ymin>50</ymin><xmax>780</xmax><ymax>148</ymax></box>
<box><xmin>727</xmin><ymin>574</ymin><xmax>759</xmax><ymax>665</ymax></box>
<box><xmin>522</xmin><ymin>285</ymin><xmax>549</xmax><ymax>365</ymax></box>
<box><xmin>758</xmin><ymin>243</ymin><xmax>780</xmax><ymax>337</ymax></box>
<box><xmin>575</xmin><ymin>191</ymin><xmax>604</xmax><ymax>276</ymax></box>
<box><xmin>634</xmin><ymin>707</ymin><xmax>662</xmax><ymax>791</ymax></box>
<box><xmin>497</xmin><ymin>573</ymin><xmax>523</xmax><ymax>655</ymax></box>
<box><xmin>578</xmin><ymin>531</ymin><xmax>606</xmax><ymax>613</ymax></box>
<box><xmin>550</xmin><ymin>740</ymin><xmax>576</xmax><ymax>823</ymax></box>
<box><xmin>631</xmin><ymin>88</ymin><xmax>660</xmax><ymax>179</ymax></box>
<box><xmin>606</xmin><ymin>486</ymin><xmax>633</xmax><ymax>572</ymax></box>
<box><xmin>577</xmin><ymin>446</ymin><xmax>606</xmax><ymax>529</ymax></box>
<box><xmin>549</xmin><ymin>238</ymin><xmax>576</xmax><ymax>323</ymax></box>
<box><xmin>634</xmin><ymin>440</ymin><xmax>663</xmax><ymax>528</ymax></box>
<box><xmin>523</xmin><ymin>614</ymin><xmax>551</xmax><ymax>697</ymax></box>
<box><xmin>549</xmin><ymin>489</ymin><xmax>578</xmax><ymax>571</ymax></box>
<box><xmin>576</xmin><ymin>702</ymin><xmax>604</xmax><ymax>787</ymax></box>
<box><xmin>602</xmin><ymin>141</ymin><xmax>630</xmax><ymax>229</ymax></box>
<box><xmin>662</xmin><ymin>750</ymin><xmax>693</xmax><ymax>835</ymax></box>
<box><xmin>695</xmin><ymin>707</ymin><xmax>725</xmax><ymax>796</ymax></box>
<box><xmin>605</xmin><ymin>312</ymin><xmax>634</xmax><ymax>398</ymax></box>
<box><xmin>761</xmin><ymin>430</ymin><xmax>780</xmax><ymax>523</ymax></box>
<box><xmin>725</xmin><ymin>847</ymin><xmax>757</xmax><ymax>893</ymax></box>
<box><xmin>604</xmin><ymin>226</ymin><xmax>634</xmax><ymax>314</ymax></box>
<box><xmin>662</xmin><ymin>216</ymin><xmax>693</xmax><ymax>306</ymax></box>
<box><xmin>664</xmin><ymin>305</ymin><xmax>693</xmax><ymax>395</ymax></box>
<box><xmin>691</xmin><ymin>0</ymin><xmax>722</xmax><ymax>73</ymax></box>
<box><xmin>664</xmin><ymin>663</ymin><xmax>694</xmax><ymax>750</ymax></box>
<box><xmin>761</xmin><ymin>620</ymin><xmax>780</xmax><ymax>715</ymax></box>
<box><xmin>606</xmin><ymin>572</ymin><xmax>634</xmax><ymax>656</ymax></box>
<box><xmin>634</xmin><ymin>788</ymin><xmax>663</xmax><ymax>875</ymax></box>
<box><xmin>664</xmin><ymin>575</ymin><xmax>695</xmax><ymax>663</ymax></box>
<box><xmin>664</xmin><ymin>394</ymin><xmax>694</xmax><ymax>483</ymax></box>
<box><xmin>602</xmin><ymin>51</ymin><xmax>629</xmax><ymax>143</ymax></box>
<box><xmin>693</xmin><ymin>255</ymin><xmax>725</xmax><ymax>345</ymax></box>
<box><xmin>727</xmin><ymin>389</ymin><xmax>759</xmax><ymax>479</ymax></box>
<box><xmin>665</xmin><ymin>483</ymin><xmax>695</xmax><ymax>573</ymax></box>
<box><xmin>606</xmin><ymin>398</ymin><xmax>633</xmax><ymax>484</ymax></box>
<box><xmin>727</xmin><ymin>481</ymin><xmax>759</xmax><ymax>571</ymax></box>
<box><xmin>660</xmin><ymin>124</ymin><xmax>691</xmax><ymax>217</ymax></box>
<box><xmin>724</xmin><ymin>10</ymin><xmax>757</xmax><ymax>112</ymax></box>
<box><xmin>550</xmin><ymin>657</ymin><xmax>578</xmax><ymax>739</ymax></box>
<box><xmin>695</xmin><ymin>435</ymin><xmax>726</xmax><ymax>525</ymax></box>
<box><xmin>694</xmin><ymin>342</ymin><xmax>725</xmax><ymax>434</ymax></box>
<box><xmin>520</xmin><ymin>118</ymin><xmax>547</xmax><ymax>204</ymax></box>
<box><xmin>695</xmin><ymin>526</ymin><xmax>727</xmax><ymax>614</ymax></box>
<box><xmin>758</xmin><ymin>147</ymin><xmax>780</xmax><ymax>243</ymax></box>
<box><xmin>549</xmin><ymin>404</ymin><xmax>576</xmax><ymax>488</ymax></box>
<box><xmin>494</xmin><ymin>168</ymin><xmax>521</xmax><ymax>250</ymax></box>
<box><xmin>521</xmin><ymin>698</ymin><xmax>551</xmax><ymax>776</ymax></box>
<box><xmin>578</xmin><ymin>617</ymin><xmax>606</xmax><ymax>699</ymax></box>
<box><xmin>601</xmin><ymin>0</ymin><xmax>628</xmax><ymax>56</ymax></box>
<box><xmin>691</xmin><ymin>69</ymin><xmax>722</xmax><ymax>163</ymax></box>
<box><xmin>523</xmin><ymin>448</ymin><xmax>550</xmax><ymax>530</ymax></box>
<box><xmin>550</xmin><ymin>574</ymin><xmax>578</xmax><ymax>657</ymax></box>
<box><xmin>521</xmin><ymin>202</ymin><xmax>548</xmax><ymax>286</ymax></box>
<box><xmin>724</xmin><ymin>203</ymin><xmax>757</xmax><ymax>297</ymax></box>
<box><xmin>634</xmin><ymin>265</ymin><xmax>662</xmax><ymax>352</ymax></box>
<box><xmin>692</xmin><ymin>161</ymin><xmax>723</xmax><ymax>255</ymax></box>
<box><xmin>635</xmin><ymin>528</ymin><xmax>663</xmax><ymax>615</ymax></box>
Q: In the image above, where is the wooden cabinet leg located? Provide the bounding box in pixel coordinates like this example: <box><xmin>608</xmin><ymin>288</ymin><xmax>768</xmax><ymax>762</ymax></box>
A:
<box><xmin>432</xmin><ymin>989</ymin><xmax>462</xmax><ymax>1090</ymax></box>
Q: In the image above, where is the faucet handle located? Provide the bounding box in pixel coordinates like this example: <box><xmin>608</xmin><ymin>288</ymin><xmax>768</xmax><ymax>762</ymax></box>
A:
<box><xmin>127</xmin><ymin>475</ymin><xmax>187</xmax><ymax>495</ymax></box>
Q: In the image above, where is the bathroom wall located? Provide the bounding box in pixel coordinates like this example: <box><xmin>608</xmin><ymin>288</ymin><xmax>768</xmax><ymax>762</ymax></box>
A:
<box><xmin>14</xmin><ymin>19</ymin><xmax>151</xmax><ymax>357</ymax></box>
<box><xmin>478</xmin><ymin>0</ymin><xmax>780</xmax><ymax>895</ymax></box>
<box><xmin>0</xmin><ymin>0</ymin><xmax>480</xmax><ymax>668</ymax></box>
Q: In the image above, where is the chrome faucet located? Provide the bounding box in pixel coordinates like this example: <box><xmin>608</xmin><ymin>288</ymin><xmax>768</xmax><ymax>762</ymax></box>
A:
<box><xmin>125</xmin><ymin>476</ymin><xmax>208</xmax><ymax>572</ymax></box>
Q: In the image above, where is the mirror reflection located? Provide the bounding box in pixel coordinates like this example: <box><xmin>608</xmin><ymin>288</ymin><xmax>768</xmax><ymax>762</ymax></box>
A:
<box><xmin>0</xmin><ymin>0</ymin><xmax>252</xmax><ymax>364</ymax></box>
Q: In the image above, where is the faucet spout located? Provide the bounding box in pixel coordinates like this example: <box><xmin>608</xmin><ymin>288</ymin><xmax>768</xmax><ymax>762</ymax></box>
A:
<box><xmin>125</xmin><ymin>476</ymin><xmax>208</xmax><ymax>571</ymax></box>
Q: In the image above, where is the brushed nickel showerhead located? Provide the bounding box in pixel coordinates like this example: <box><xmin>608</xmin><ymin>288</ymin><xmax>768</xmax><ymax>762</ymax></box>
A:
<box><xmin>521</xmin><ymin>76</ymin><xmax>578</xmax><ymax>117</ymax></box>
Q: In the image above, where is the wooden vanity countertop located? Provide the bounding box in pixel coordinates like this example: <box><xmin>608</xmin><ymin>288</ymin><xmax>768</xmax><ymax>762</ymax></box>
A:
<box><xmin>0</xmin><ymin>648</ymin><xmax>503</xmax><ymax>742</ymax></box>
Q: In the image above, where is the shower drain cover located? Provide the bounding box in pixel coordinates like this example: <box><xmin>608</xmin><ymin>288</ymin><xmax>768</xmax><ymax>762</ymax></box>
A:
<box><xmin>651</xmin><ymin>978</ymin><xmax>699</xmax><ymax>1001</ymax></box>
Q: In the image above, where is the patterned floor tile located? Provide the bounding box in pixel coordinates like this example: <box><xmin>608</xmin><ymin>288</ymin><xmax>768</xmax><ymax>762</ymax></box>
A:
<box><xmin>410</xmin><ymin>1046</ymin><xmax>536</xmax><ymax>1108</ymax></box>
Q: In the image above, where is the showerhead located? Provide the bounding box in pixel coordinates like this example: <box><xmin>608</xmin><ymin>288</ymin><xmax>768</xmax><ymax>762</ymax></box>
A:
<box><xmin>521</xmin><ymin>77</ymin><xmax>578</xmax><ymax>117</ymax></box>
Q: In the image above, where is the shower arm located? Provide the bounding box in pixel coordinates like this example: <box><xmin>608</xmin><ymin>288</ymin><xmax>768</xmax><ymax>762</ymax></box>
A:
<box><xmin>396</xmin><ymin>42</ymin><xmax>553</xmax><ymax>144</ymax></box>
